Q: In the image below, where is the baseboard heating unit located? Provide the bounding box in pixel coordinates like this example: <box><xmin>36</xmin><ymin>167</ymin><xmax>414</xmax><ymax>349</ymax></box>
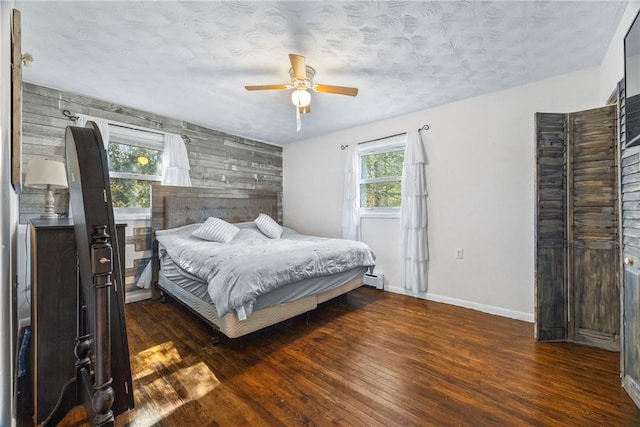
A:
<box><xmin>364</xmin><ymin>272</ymin><xmax>384</xmax><ymax>290</ymax></box>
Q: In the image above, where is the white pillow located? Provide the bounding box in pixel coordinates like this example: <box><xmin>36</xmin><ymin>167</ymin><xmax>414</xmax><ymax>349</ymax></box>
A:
<box><xmin>192</xmin><ymin>217</ymin><xmax>239</xmax><ymax>243</ymax></box>
<box><xmin>254</xmin><ymin>213</ymin><xmax>283</xmax><ymax>239</ymax></box>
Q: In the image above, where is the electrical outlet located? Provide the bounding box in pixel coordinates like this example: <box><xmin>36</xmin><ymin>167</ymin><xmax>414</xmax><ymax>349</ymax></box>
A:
<box><xmin>455</xmin><ymin>248</ymin><xmax>464</xmax><ymax>259</ymax></box>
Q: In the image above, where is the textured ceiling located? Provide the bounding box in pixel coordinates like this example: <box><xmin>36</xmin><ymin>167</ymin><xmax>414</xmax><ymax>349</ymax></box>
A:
<box><xmin>15</xmin><ymin>1</ymin><xmax>626</xmax><ymax>145</ymax></box>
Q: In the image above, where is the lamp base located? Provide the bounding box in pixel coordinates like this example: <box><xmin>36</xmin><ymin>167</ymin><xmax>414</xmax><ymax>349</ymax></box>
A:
<box><xmin>41</xmin><ymin>185</ymin><xmax>58</xmax><ymax>219</ymax></box>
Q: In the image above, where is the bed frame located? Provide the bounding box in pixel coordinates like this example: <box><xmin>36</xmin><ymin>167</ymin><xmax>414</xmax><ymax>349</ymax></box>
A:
<box><xmin>150</xmin><ymin>184</ymin><xmax>364</xmax><ymax>340</ymax></box>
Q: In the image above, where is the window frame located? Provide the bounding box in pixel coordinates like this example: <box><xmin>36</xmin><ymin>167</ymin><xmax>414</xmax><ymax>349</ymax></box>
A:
<box><xmin>107</xmin><ymin>124</ymin><xmax>164</xmax><ymax>218</ymax></box>
<box><xmin>358</xmin><ymin>134</ymin><xmax>406</xmax><ymax>218</ymax></box>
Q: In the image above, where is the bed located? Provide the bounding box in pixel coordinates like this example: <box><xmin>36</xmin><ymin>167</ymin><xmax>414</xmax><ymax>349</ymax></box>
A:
<box><xmin>150</xmin><ymin>185</ymin><xmax>375</xmax><ymax>340</ymax></box>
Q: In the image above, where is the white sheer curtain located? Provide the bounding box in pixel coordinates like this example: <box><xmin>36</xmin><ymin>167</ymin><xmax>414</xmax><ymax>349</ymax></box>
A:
<box><xmin>341</xmin><ymin>144</ymin><xmax>361</xmax><ymax>240</ymax></box>
<box><xmin>401</xmin><ymin>130</ymin><xmax>428</xmax><ymax>293</ymax></box>
<box><xmin>136</xmin><ymin>259</ymin><xmax>153</xmax><ymax>290</ymax></box>
<box><xmin>162</xmin><ymin>133</ymin><xmax>192</xmax><ymax>186</ymax></box>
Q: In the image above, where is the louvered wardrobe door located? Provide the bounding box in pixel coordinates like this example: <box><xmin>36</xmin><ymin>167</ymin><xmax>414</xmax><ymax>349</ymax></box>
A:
<box><xmin>567</xmin><ymin>105</ymin><xmax>619</xmax><ymax>350</ymax></box>
<box><xmin>535</xmin><ymin>104</ymin><xmax>619</xmax><ymax>351</ymax></box>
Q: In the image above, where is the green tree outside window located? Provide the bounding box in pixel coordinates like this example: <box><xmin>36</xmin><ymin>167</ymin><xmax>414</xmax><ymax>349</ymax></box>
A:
<box><xmin>360</xmin><ymin>150</ymin><xmax>404</xmax><ymax>208</ymax></box>
<box><xmin>108</xmin><ymin>142</ymin><xmax>162</xmax><ymax>208</ymax></box>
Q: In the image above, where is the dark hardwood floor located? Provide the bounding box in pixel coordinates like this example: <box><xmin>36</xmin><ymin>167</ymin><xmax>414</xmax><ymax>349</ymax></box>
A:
<box><xmin>64</xmin><ymin>287</ymin><xmax>640</xmax><ymax>426</ymax></box>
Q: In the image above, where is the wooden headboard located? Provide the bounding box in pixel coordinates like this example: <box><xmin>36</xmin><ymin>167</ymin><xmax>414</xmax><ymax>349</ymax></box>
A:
<box><xmin>150</xmin><ymin>184</ymin><xmax>279</xmax><ymax>286</ymax></box>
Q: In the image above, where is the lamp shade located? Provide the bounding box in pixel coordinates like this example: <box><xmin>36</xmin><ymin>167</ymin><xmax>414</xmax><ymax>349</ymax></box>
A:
<box><xmin>24</xmin><ymin>159</ymin><xmax>68</xmax><ymax>189</ymax></box>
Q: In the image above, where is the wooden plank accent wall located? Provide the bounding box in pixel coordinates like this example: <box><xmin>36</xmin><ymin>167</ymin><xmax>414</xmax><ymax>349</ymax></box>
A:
<box><xmin>19</xmin><ymin>82</ymin><xmax>283</xmax><ymax>223</ymax></box>
<box><xmin>535</xmin><ymin>112</ymin><xmax>567</xmax><ymax>341</ymax></box>
<box><xmin>20</xmin><ymin>82</ymin><xmax>282</xmax><ymax>295</ymax></box>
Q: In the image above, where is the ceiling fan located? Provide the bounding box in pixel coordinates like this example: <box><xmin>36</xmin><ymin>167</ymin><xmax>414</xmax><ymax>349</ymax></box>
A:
<box><xmin>245</xmin><ymin>53</ymin><xmax>358</xmax><ymax>131</ymax></box>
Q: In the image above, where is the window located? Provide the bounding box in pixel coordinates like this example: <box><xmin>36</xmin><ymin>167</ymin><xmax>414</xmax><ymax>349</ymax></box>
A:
<box><xmin>107</xmin><ymin>125</ymin><xmax>164</xmax><ymax>215</ymax></box>
<box><xmin>358</xmin><ymin>134</ymin><xmax>406</xmax><ymax>216</ymax></box>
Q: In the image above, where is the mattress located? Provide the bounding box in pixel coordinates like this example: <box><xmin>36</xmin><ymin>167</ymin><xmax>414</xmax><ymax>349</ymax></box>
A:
<box><xmin>159</xmin><ymin>243</ymin><xmax>367</xmax><ymax>312</ymax></box>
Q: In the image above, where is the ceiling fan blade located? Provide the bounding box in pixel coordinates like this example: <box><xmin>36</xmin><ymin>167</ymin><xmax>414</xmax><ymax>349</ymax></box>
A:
<box><xmin>289</xmin><ymin>54</ymin><xmax>307</xmax><ymax>80</ymax></box>
<box><xmin>314</xmin><ymin>84</ymin><xmax>358</xmax><ymax>96</ymax></box>
<box><xmin>245</xmin><ymin>84</ymin><xmax>288</xmax><ymax>91</ymax></box>
<box><xmin>298</xmin><ymin>104</ymin><xmax>311</xmax><ymax>115</ymax></box>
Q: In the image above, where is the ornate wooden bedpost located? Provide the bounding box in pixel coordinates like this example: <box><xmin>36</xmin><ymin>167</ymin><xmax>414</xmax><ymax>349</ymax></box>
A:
<box><xmin>90</xmin><ymin>225</ymin><xmax>115</xmax><ymax>426</ymax></box>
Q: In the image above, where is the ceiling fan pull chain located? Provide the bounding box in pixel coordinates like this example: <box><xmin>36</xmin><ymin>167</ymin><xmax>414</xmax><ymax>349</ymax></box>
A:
<box><xmin>296</xmin><ymin>107</ymin><xmax>301</xmax><ymax>132</ymax></box>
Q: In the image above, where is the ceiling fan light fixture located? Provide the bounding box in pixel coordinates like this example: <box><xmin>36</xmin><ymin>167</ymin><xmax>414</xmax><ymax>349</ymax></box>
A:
<box><xmin>291</xmin><ymin>89</ymin><xmax>311</xmax><ymax>107</ymax></box>
<box><xmin>245</xmin><ymin>54</ymin><xmax>358</xmax><ymax>133</ymax></box>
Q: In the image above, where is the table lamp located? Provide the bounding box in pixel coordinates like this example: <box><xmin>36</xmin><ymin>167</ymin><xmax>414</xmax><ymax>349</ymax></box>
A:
<box><xmin>24</xmin><ymin>159</ymin><xmax>69</xmax><ymax>218</ymax></box>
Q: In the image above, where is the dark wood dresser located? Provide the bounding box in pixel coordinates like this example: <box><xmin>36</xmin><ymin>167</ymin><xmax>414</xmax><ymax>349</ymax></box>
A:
<box><xmin>29</xmin><ymin>218</ymin><xmax>131</xmax><ymax>425</ymax></box>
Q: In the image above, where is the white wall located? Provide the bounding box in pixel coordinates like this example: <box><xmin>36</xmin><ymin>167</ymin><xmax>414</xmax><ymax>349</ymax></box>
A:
<box><xmin>284</xmin><ymin>66</ymin><xmax>603</xmax><ymax>321</ymax></box>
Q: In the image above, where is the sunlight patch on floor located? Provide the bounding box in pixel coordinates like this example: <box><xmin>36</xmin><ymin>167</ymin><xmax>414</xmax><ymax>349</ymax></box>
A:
<box><xmin>130</xmin><ymin>341</ymin><xmax>183</xmax><ymax>381</ymax></box>
<box><xmin>128</xmin><ymin>342</ymin><xmax>221</xmax><ymax>426</ymax></box>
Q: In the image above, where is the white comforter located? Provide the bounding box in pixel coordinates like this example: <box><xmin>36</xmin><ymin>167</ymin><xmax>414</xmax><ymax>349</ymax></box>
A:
<box><xmin>156</xmin><ymin>223</ymin><xmax>376</xmax><ymax>320</ymax></box>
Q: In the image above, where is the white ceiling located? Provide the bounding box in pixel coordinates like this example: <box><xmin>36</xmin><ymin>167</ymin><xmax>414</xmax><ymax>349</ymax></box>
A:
<box><xmin>15</xmin><ymin>1</ymin><xmax>627</xmax><ymax>145</ymax></box>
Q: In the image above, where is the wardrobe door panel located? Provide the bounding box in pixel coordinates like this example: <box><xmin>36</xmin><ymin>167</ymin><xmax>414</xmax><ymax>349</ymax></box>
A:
<box><xmin>535</xmin><ymin>113</ymin><xmax>568</xmax><ymax>341</ymax></box>
<box><xmin>568</xmin><ymin>105</ymin><xmax>619</xmax><ymax>351</ymax></box>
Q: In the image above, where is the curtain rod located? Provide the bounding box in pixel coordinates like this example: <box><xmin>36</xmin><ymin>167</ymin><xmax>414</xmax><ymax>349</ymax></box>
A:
<box><xmin>61</xmin><ymin>109</ymin><xmax>191</xmax><ymax>143</ymax></box>
<box><xmin>340</xmin><ymin>124</ymin><xmax>429</xmax><ymax>150</ymax></box>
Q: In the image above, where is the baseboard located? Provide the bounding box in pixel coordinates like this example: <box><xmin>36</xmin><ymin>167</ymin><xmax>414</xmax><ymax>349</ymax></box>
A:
<box><xmin>383</xmin><ymin>285</ymin><xmax>534</xmax><ymax>323</ymax></box>
<box><xmin>623</xmin><ymin>375</ymin><xmax>640</xmax><ymax>410</ymax></box>
<box><xmin>125</xmin><ymin>289</ymin><xmax>152</xmax><ymax>304</ymax></box>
